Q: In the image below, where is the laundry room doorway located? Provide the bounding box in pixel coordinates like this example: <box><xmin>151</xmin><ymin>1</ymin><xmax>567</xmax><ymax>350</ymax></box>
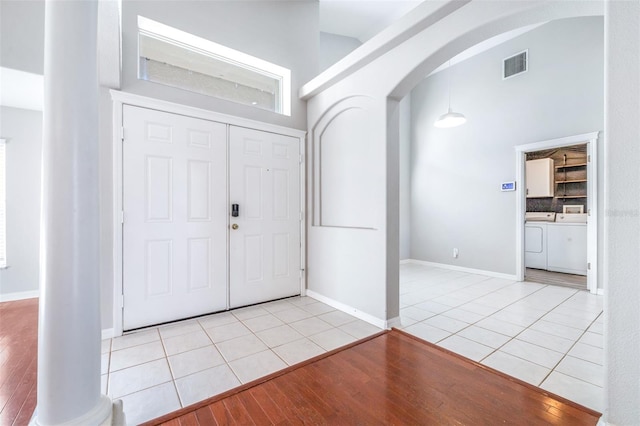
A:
<box><xmin>515</xmin><ymin>132</ymin><xmax>600</xmax><ymax>294</ymax></box>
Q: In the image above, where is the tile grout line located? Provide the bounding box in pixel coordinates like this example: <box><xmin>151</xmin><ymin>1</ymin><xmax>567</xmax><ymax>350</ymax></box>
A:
<box><xmin>475</xmin><ymin>286</ymin><xmax>584</xmax><ymax>367</ymax></box>
<box><xmin>535</xmin><ymin>312</ymin><xmax>605</xmax><ymax>388</ymax></box>
<box><xmin>155</xmin><ymin>327</ymin><xmax>184</xmax><ymax>408</ymax></box>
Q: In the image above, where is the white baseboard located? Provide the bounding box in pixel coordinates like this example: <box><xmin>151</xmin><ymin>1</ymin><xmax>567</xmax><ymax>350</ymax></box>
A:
<box><xmin>102</xmin><ymin>328</ymin><xmax>115</xmax><ymax>340</ymax></box>
<box><xmin>0</xmin><ymin>290</ymin><xmax>39</xmax><ymax>302</ymax></box>
<box><xmin>386</xmin><ymin>316</ymin><xmax>402</xmax><ymax>329</ymax></box>
<box><xmin>596</xmin><ymin>417</ymin><xmax>608</xmax><ymax>426</ymax></box>
<box><xmin>596</xmin><ymin>288</ymin><xmax>605</xmax><ymax>296</ymax></box>
<box><xmin>399</xmin><ymin>259</ymin><xmax>411</xmax><ymax>265</ymax></box>
<box><xmin>403</xmin><ymin>259</ymin><xmax>518</xmax><ymax>281</ymax></box>
<box><xmin>306</xmin><ymin>290</ymin><xmax>395</xmax><ymax>330</ymax></box>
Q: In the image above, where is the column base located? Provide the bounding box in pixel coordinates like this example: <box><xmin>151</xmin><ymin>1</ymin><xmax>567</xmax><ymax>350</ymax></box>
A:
<box><xmin>30</xmin><ymin>396</ymin><xmax>125</xmax><ymax>426</ymax></box>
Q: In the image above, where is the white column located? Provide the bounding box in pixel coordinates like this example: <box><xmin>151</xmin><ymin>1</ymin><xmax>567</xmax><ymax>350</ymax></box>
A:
<box><xmin>33</xmin><ymin>0</ymin><xmax>113</xmax><ymax>424</ymax></box>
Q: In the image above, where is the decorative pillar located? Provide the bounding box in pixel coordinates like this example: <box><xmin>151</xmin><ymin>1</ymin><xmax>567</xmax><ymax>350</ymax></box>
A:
<box><xmin>32</xmin><ymin>0</ymin><xmax>116</xmax><ymax>424</ymax></box>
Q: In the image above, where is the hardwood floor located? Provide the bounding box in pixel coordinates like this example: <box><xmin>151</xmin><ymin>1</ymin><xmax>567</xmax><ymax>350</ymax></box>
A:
<box><xmin>0</xmin><ymin>298</ymin><xmax>38</xmax><ymax>426</ymax></box>
<box><xmin>146</xmin><ymin>329</ymin><xmax>601</xmax><ymax>426</ymax></box>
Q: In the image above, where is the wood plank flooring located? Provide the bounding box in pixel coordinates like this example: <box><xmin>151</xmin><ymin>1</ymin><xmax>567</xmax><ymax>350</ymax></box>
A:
<box><xmin>0</xmin><ymin>298</ymin><xmax>38</xmax><ymax>426</ymax></box>
<box><xmin>146</xmin><ymin>329</ymin><xmax>601</xmax><ymax>426</ymax></box>
<box><xmin>526</xmin><ymin>267</ymin><xmax>587</xmax><ymax>290</ymax></box>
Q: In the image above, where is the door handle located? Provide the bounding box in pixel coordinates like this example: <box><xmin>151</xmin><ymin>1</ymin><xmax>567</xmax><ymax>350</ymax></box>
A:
<box><xmin>231</xmin><ymin>223</ymin><xmax>239</xmax><ymax>230</ymax></box>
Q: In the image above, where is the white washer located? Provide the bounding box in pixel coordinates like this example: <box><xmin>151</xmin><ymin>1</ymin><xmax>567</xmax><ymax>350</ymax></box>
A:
<box><xmin>525</xmin><ymin>222</ymin><xmax>548</xmax><ymax>270</ymax></box>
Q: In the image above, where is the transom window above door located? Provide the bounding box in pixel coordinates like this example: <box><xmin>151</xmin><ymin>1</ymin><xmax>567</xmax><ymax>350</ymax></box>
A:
<box><xmin>137</xmin><ymin>16</ymin><xmax>291</xmax><ymax>116</ymax></box>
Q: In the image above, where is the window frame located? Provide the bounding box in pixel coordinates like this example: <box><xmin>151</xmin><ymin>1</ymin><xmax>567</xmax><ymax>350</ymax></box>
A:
<box><xmin>137</xmin><ymin>16</ymin><xmax>291</xmax><ymax>116</ymax></box>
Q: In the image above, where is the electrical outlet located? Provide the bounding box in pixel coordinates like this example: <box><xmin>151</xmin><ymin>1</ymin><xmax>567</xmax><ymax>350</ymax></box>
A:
<box><xmin>453</xmin><ymin>248</ymin><xmax>459</xmax><ymax>258</ymax></box>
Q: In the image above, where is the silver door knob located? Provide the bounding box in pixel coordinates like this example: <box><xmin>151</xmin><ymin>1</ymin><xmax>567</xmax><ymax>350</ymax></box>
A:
<box><xmin>231</xmin><ymin>223</ymin><xmax>239</xmax><ymax>230</ymax></box>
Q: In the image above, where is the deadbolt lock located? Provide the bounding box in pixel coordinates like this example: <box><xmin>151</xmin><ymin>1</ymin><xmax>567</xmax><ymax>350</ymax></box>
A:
<box><xmin>231</xmin><ymin>223</ymin><xmax>239</xmax><ymax>230</ymax></box>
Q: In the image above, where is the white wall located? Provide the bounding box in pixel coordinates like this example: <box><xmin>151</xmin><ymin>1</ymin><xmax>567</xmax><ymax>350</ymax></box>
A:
<box><xmin>121</xmin><ymin>0</ymin><xmax>318</xmax><ymax>131</ymax></box>
<box><xmin>306</xmin><ymin>90</ymin><xmax>390</xmax><ymax>323</ymax></box>
<box><xmin>0</xmin><ymin>2</ymin><xmax>44</xmax><ymax>300</ymax></box>
<box><xmin>319</xmin><ymin>32</ymin><xmax>361</xmax><ymax>72</ymax></box>
<box><xmin>399</xmin><ymin>95</ymin><xmax>411</xmax><ymax>260</ymax></box>
<box><xmin>98</xmin><ymin>88</ymin><xmax>113</xmax><ymax>328</ymax></box>
<box><xmin>407</xmin><ymin>17</ymin><xmax>603</xmax><ymax>276</ymax></box>
<box><xmin>0</xmin><ymin>0</ymin><xmax>44</xmax><ymax>75</ymax></box>
<box><xmin>0</xmin><ymin>107</ymin><xmax>42</xmax><ymax>299</ymax></box>
<box><xmin>604</xmin><ymin>1</ymin><xmax>640</xmax><ymax>423</ymax></box>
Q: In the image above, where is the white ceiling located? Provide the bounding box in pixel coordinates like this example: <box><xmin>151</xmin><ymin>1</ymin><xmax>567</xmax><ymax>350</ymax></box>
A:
<box><xmin>319</xmin><ymin>0</ymin><xmax>422</xmax><ymax>43</ymax></box>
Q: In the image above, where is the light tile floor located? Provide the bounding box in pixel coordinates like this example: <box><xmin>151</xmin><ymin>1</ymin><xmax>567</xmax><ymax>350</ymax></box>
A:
<box><xmin>103</xmin><ymin>264</ymin><xmax>604</xmax><ymax>424</ymax></box>
<box><xmin>397</xmin><ymin>263</ymin><xmax>604</xmax><ymax>412</ymax></box>
<box><xmin>101</xmin><ymin>296</ymin><xmax>381</xmax><ymax>424</ymax></box>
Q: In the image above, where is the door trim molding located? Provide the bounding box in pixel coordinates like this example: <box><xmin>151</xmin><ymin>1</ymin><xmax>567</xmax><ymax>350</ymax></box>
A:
<box><xmin>111</xmin><ymin>90</ymin><xmax>307</xmax><ymax>337</ymax></box>
<box><xmin>110</xmin><ymin>91</ymin><xmax>306</xmax><ymax>139</ymax></box>
<box><xmin>514</xmin><ymin>131</ymin><xmax>600</xmax><ymax>294</ymax></box>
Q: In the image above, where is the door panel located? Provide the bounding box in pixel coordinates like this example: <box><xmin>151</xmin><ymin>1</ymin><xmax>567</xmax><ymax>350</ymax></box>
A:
<box><xmin>229</xmin><ymin>126</ymin><xmax>300</xmax><ymax>308</ymax></box>
<box><xmin>123</xmin><ymin>105</ymin><xmax>228</xmax><ymax>330</ymax></box>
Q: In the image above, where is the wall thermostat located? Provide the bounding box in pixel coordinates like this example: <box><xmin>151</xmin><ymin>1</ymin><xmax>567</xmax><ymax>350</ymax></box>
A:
<box><xmin>501</xmin><ymin>181</ymin><xmax>516</xmax><ymax>191</ymax></box>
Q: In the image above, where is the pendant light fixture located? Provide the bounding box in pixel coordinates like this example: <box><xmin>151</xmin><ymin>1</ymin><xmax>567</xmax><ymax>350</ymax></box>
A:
<box><xmin>434</xmin><ymin>60</ymin><xmax>466</xmax><ymax>128</ymax></box>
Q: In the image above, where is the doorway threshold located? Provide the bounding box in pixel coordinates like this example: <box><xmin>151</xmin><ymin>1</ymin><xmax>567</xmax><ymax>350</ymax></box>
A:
<box><xmin>525</xmin><ymin>268</ymin><xmax>587</xmax><ymax>290</ymax></box>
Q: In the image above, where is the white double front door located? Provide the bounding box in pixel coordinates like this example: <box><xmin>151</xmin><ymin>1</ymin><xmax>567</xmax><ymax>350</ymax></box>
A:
<box><xmin>122</xmin><ymin>105</ymin><xmax>301</xmax><ymax>330</ymax></box>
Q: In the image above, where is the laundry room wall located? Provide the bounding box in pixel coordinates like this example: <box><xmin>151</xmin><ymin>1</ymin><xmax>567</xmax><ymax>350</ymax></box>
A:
<box><xmin>408</xmin><ymin>17</ymin><xmax>604</xmax><ymax>281</ymax></box>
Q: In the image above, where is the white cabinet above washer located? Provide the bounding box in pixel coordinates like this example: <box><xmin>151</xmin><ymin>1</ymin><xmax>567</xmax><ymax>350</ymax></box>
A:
<box><xmin>526</xmin><ymin>158</ymin><xmax>555</xmax><ymax>198</ymax></box>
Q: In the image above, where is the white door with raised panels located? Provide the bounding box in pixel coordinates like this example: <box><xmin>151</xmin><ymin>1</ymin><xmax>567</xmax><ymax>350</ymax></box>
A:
<box><xmin>229</xmin><ymin>126</ymin><xmax>301</xmax><ymax>308</ymax></box>
<box><xmin>122</xmin><ymin>105</ymin><xmax>228</xmax><ymax>330</ymax></box>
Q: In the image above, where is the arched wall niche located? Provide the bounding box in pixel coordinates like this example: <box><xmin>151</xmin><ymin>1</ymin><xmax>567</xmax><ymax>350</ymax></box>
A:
<box><xmin>309</xmin><ymin>95</ymin><xmax>380</xmax><ymax>229</ymax></box>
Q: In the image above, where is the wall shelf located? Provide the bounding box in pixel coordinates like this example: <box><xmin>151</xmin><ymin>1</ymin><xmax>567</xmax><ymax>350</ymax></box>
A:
<box><xmin>556</xmin><ymin>156</ymin><xmax>587</xmax><ymax>199</ymax></box>
<box><xmin>555</xmin><ymin>162</ymin><xmax>587</xmax><ymax>169</ymax></box>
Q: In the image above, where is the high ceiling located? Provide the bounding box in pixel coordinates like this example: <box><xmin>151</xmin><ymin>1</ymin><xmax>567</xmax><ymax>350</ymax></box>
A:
<box><xmin>319</xmin><ymin>0</ymin><xmax>422</xmax><ymax>43</ymax></box>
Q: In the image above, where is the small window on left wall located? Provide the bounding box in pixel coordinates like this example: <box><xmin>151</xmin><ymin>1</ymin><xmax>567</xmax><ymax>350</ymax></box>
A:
<box><xmin>0</xmin><ymin>139</ymin><xmax>7</xmax><ymax>268</ymax></box>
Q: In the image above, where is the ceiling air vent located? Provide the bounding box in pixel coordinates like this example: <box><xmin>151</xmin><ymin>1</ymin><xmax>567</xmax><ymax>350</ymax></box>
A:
<box><xmin>503</xmin><ymin>50</ymin><xmax>528</xmax><ymax>80</ymax></box>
